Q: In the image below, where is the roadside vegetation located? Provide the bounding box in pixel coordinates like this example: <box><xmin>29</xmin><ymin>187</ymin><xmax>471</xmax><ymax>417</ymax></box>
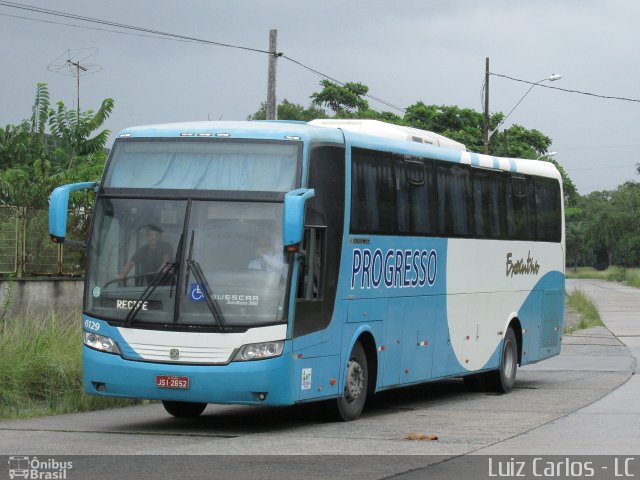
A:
<box><xmin>565</xmin><ymin>289</ymin><xmax>603</xmax><ymax>334</ymax></box>
<box><xmin>566</xmin><ymin>267</ymin><xmax>640</xmax><ymax>289</ymax></box>
<box><xmin>0</xmin><ymin>310</ymin><xmax>140</xmax><ymax>419</ymax></box>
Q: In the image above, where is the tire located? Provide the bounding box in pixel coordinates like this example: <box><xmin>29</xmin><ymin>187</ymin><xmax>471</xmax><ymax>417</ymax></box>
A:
<box><xmin>335</xmin><ymin>342</ymin><xmax>368</xmax><ymax>421</ymax></box>
<box><xmin>162</xmin><ymin>400</ymin><xmax>207</xmax><ymax>418</ymax></box>
<box><xmin>485</xmin><ymin>327</ymin><xmax>518</xmax><ymax>393</ymax></box>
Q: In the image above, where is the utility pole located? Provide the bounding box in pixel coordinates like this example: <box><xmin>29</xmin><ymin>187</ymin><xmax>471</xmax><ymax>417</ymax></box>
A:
<box><xmin>266</xmin><ymin>29</ymin><xmax>278</xmax><ymax>120</ymax></box>
<box><xmin>483</xmin><ymin>57</ymin><xmax>490</xmax><ymax>154</ymax></box>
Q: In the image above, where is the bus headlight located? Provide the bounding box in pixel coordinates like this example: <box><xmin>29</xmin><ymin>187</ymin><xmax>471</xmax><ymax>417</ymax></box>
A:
<box><xmin>83</xmin><ymin>331</ymin><xmax>121</xmax><ymax>355</ymax></box>
<box><xmin>233</xmin><ymin>341</ymin><xmax>284</xmax><ymax>361</ymax></box>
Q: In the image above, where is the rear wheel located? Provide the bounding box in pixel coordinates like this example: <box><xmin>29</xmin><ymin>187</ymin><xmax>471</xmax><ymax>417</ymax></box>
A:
<box><xmin>335</xmin><ymin>342</ymin><xmax>368</xmax><ymax>421</ymax></box>
<box><xmin>485</xmin><ymin>327</ymin><xmax>518</xmax><ymax>393</ymax></box>
<box><xmin>162</xmin><ymin>400</ymin><xmax>207</xmax><ymax>418</ymax></box>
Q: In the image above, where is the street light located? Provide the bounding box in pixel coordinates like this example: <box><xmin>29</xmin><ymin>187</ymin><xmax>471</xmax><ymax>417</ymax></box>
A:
<box><xmin>489</xmin><ymin>74</ymin><xmax>562</xmax><ymax>139</ymax></box>
<box><xmin>482</xmin><ymin>57</ymin><xmax>562</xmax><ymax>154</ymax></box>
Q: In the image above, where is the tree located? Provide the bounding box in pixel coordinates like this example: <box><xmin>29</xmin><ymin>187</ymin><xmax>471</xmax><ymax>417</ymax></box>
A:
<box><xmin>248</xmin><ymin>99</ymin><xmax>326</xmax><ymax>122</ymax></box>
<box><xmin>546</xmin><ymin>158</ymin><xmax>578</xmax><ymax>207</ymax></box>
<box><xmin>0</xmin><ymin>83</ymin><xmax>113</xmax><ymax>208</ymax></box>
<box><xmin>248</xmin><ymin>80</ymin><xmax>578</xmax><ymax>209</ymax></box>
<box><xmin>403</xmin><ymin>103</ymin><xmax>501</xmax><ymax>152</ymax></box>
<box><xmin>581</xmin><ymin>189</ymin><xmax>624</xmax><ymax>268</ymax></box>
<box><xmin>49</xmin><ymin>95</ymin><xmax>114</xmax><ymax>171</ymax></box>
<box><xmin>310</xmin><ymin>80</ymin><xmax>369</xmax><ymax>116</ymax></box>
<box><xmin>0</xmin><ymin>82</ymin><xmax>50</xmax><ymax>173</ymax></box>
<box><xmin>566</xmin><ymin>220</ymin><xmax>585</xmax><ymax>272</ymax></box>
<box><xmin>0</xmin><ymin>124</ymin><xmax>30</xmax><ymax>170</ymax></box>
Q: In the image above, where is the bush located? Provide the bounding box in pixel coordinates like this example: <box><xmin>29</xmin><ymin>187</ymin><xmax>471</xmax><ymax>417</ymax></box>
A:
<box><xmin>0</xmin><ymin>310</ymin><xmax>139</xmax><ymax>418</ymax></box>
<box><xmin>565</xmin><ymin>289</ymin><xmax>603</xmax><ymax>333</ymax></box>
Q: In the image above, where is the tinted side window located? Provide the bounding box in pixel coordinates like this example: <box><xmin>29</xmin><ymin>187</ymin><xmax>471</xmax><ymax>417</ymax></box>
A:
<box><xmin>507</xmin><ymin>175</ymin><xmax>536</xmax><ymax>240</ymax></box>
<box><xmin>436</xmin><ymin>163</ymin><xmax>472</xmax><ymax>236</ymax></box>
<box><xmin>396</xmin><ymin>158</ymin><xmax>437</xmax><ymax>235</ymax></box>
<box><xmin>534</xmin><ymin>177</ymin><xmax>562</xmax><ymax>242</ymax></box>
<box><xmin>351</xmin><ymin>149</ymin><xmax>397</xmax><ymax>234</ymax></box>
<box><xmin>473</xmin><ymin>169</ymin><xmax>507</xmax><ymax>238</ymax></box>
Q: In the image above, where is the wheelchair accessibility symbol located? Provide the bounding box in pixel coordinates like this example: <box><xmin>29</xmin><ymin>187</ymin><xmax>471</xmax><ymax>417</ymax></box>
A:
<box><xmin>190</xmin><ymin>283</ymin><xmax>206</xmax><ymax>302</ymax></box>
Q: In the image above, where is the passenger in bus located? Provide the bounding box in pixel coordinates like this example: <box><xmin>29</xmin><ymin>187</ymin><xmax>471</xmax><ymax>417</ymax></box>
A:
<box><xmin>116</xmin><ymin>224</ymin><xmax>173</xmax><ymax>286</ymax></box>
<box><xmin>248</xmin><ymin>236</ymin><xmax>285</xmax><ymax>274</ymax></box>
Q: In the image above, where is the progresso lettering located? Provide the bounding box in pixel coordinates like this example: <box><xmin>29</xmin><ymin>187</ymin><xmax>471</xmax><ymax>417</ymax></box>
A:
<box><xmin>351</xmin><ymin>248</ymin><xmax>437</xmax><ymax>290</ymax></box>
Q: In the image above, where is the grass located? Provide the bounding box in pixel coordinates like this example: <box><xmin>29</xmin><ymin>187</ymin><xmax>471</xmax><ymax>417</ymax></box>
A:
<box><xmin>0</xmin><ymin>310</ymin><xmax>140</xmax><ymax>419</ymax></box>
<box><xmin>566</xmin><ymin>266</ymin><xmax>640</xmax><ymax>288</ymax></box>
<box><xmin>565</xmin><ymin>289</ymin><xmax>604</xmax><ymax>334</ymax></box>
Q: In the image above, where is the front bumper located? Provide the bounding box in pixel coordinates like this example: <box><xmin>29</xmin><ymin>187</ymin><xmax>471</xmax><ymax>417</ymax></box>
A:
<box><xmin>83</xmin><ymin>345</ymin><xmax>295</xmax><ymax>406</ymax></box>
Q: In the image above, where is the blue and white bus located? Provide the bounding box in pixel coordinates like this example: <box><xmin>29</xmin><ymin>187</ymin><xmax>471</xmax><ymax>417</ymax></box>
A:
<box><xmin>49</xmin><ymin>119</ymin><xmax>565</xmax><ymax>421</ymax></box>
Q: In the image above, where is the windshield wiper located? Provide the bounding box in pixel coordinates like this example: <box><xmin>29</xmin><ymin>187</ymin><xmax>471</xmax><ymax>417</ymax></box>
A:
<box><xmin>124</xmin><ymin>233</ymin><xmax>184</xmax><ymax>326</ymax></box>
<box><xmin>184</xmin><ymin>230</ymin><xmax>227</xmax><ymax>330</ymax></box>
<box><xmin>123</xmin><ymin>262</ymin><xmax>176</xmax><ymax>327</ymax></box>
<box><xmin>169</xmin><ymin>233</ymin><xmax>184</xmax><ymax>300</ymax></box>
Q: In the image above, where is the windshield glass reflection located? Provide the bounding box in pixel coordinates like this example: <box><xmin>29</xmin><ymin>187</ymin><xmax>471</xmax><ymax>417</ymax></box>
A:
<box><xmin>86</xmin><ymin>198</ymin><xmax>290</xmax><ymax>328</ymax></box>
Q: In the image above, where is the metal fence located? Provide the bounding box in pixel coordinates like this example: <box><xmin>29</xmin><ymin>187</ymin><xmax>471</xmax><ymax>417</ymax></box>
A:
<box><xmin>0</xmin><ymin>205</ymin><xmax>90</xmax><ymax>277</ymax></box>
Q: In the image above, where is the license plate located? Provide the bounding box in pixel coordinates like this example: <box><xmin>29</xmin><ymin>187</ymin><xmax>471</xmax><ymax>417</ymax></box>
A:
<box><xmin>156</xmin><ymin>375</ymin><xmax>189</xmax><ymax>389</ymax></box>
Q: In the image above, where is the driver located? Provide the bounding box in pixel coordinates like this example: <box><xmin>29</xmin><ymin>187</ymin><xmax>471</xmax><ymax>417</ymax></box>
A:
<box><xmin>116</xmin><ymin>225</ymin><xmax>173</xmax><ymax>286</ymax></box>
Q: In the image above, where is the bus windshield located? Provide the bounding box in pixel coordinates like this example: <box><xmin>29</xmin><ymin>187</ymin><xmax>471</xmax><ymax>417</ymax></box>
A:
<box><xmin>103</xmin><ymin>139</ymin><xmax>300</xmax><ymax>192</ymax></box>
<box><xmin>85</xmin><ymin>198</ymin><xmax>290</xmax><ymax>328</ymax></box>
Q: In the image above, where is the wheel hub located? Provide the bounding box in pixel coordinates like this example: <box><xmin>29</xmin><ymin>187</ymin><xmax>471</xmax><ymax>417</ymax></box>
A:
<box><xmin>344</xmin><ymin>359</ymin><xmax>364</xmax><ymax>402</ymax></box>
<box><xmin>504</xmin><ymin>339</ymin><xmax>515</xmax><ymax>379</ymax></box>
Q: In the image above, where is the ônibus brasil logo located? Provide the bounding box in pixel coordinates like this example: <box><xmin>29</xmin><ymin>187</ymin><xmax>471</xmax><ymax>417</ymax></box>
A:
<box><xmin>8</xmin><ymin>456</ymin><xmax>73</xmax><ymax>479</ymax></box>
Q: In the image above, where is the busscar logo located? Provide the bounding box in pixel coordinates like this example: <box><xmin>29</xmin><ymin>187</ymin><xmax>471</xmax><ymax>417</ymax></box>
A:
<box><xmin>8</xmin><ymin>456</ymin><xmax>73</xmax><ymax>479</ymax></box>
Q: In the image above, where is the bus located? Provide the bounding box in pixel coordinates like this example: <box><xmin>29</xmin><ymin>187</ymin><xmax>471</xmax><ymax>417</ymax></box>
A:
<box><xmin>49</xmin><ymin>119</ymin><xmax>565</xmax><ymax>421</ymax></box>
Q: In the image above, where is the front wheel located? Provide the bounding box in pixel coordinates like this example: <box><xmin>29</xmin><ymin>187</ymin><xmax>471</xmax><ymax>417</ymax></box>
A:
<box><xmin>335</xmin><ymin>342</ymin><xmax>368</xmax><ymax>421</ymax></box>
<box><xmin>486</xmin><ymin>327</ymin><xmax>518</xmax><ymax>393</ymax></box>
<box><xmin>162</xmin><ymin>400</ymin><xmax>207</xmax><ymax>418</ymax></box>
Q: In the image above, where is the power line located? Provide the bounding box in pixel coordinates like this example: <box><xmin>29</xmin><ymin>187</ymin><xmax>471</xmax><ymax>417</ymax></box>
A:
<box><xmin>4</xmin><ymin>0</ymin><xmax>636</xmax><ymax>127</ymax></box>
<box><xmin>491</xmin><ymin>72</ymin><xmax>640</xmax><ymax>104</ymax></box>
<box><xmin>0</xmin><ymin>1</ymin><xmax>271</xmax><ymax>55</ymax></box>
<box><xmin>0</xmin><ymin>12</ymin><xmax>204</xmax><ymax>44</ymax></box>
<box><xmin>0</xmin><ymin>1</ymin><xmax>409</xmax><ymax>115</ymax></box>
<box><xmin>281</xmin><ymin>55</ymin><xmax>407</xmax><ymax>113</ymax></box>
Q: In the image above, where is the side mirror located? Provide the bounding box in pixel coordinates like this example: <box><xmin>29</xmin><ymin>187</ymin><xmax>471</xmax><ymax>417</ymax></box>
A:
<box><xmin>283</xmin><ymin>188</ymin><xmax>315</xmax><ymax>247</ymax></box>
<box><xmin>49</xmin><ymin>181</ymin><xmax>98</xmax><ymax>244</ymax></box>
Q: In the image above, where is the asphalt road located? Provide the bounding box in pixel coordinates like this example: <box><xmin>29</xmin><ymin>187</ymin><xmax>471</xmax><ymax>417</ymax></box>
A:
<box><xmin>1</xmin><ymin>279</ymin><xmax>637</xmax><ymax>479</ymax></box>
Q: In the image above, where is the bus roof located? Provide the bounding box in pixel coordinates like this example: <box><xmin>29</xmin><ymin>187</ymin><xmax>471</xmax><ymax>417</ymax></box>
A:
<box><xmin>116</xmin><ymin>120</ymin><xmax>561</xmax><ymax>181</ymax></box>
<box><xmin>309</xmin><ymin>119</ymin><xmax>467</xmax><ymax>151</ymax></box>
<box><xmin>117</xmin><ymin>120</ymin><xmax>345</xmax><ymax>144</ymax></box>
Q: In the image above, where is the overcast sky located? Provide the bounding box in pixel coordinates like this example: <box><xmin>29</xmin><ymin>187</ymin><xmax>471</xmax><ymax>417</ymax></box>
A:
<box><xmin>1</xmin><ymin>0</ymin><xmax>638</xmax><ymax>194</ymax></box>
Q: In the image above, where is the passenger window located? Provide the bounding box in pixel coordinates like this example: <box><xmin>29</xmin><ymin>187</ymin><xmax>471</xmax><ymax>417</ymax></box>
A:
<box><xmin>507</xmin><ymin>175</ymin><xmax>536</xmax><ymax>240</ymax></box>
<box><xmin>473</xmin><ymin>169</ymin><xmax>507</xmax><ymax>238</ymax></box>
<box><xmin>436</xmin><ymin>163</ymin><xmax>472</xmax><ymax>236</ymax></box>
<box><xmin>351</xmin><ymin>149</ymin><xmax>397</xmax><ymax>234</ymax></box>
<box><xmin>534</xmin><ymin>177</ymin><xmax>561</xmax><ymax>242</ymax></box>
<box><xmin>396</xmin><ymin>158</ymin><xmax>437</xmax><ymax>235</ymax></box>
